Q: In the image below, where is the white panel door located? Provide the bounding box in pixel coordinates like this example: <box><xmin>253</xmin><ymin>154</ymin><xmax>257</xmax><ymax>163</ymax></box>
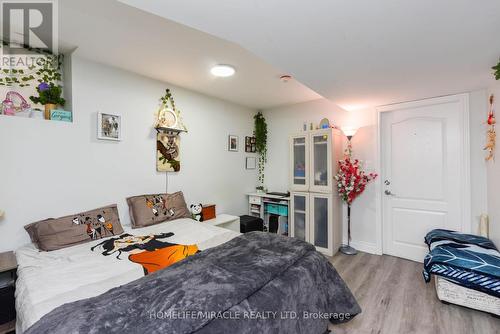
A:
<box><xmin>381</xmin><ymin>95</ymin><xmax>468</xmax><ymax>262</ymax></box>
<box><xmin>290</xmin><ymin>135</ymin><xmax>309</xmax><ymax>191</ymax></box>
<box><xmin>309</xmin><ymin>130</ymin><xmax>332</xmax><ymax>193</ymax></box>
<box><xmin>290</xmin><ymin>192</ymin><xmax>309</xmax><ymax>241</ymax></box>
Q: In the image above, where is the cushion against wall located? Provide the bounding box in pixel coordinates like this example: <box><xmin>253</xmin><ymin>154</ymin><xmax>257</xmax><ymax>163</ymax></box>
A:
<box><xmin>127</xmin><ymin>191</ymin><xmax>191</xmax><ymax>228</ymax></box>
<box><xmin>24</xmin><ymin>204</ymin><xmax>124</xmax><ymax>251</ymax></box>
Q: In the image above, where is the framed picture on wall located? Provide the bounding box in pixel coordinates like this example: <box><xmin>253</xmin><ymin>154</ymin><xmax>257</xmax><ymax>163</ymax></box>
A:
<box><xmin>228</xmin><ymin>135</ymin><xmax>239</xmax><ymax>151</ymax></box>
<box><xmin>97</xmin><ymin>112</ymin><xmax>122</xmax><ymax>141</ymax></box>
<box><xmin>246</xmin><ymin>157</ymin><xmax>256</xmax><ymax>169</ymax></box>
<box><xmin>245</xmin><ymin>136</ymin><xmax>257</xmax><ymax>152</ymax></box>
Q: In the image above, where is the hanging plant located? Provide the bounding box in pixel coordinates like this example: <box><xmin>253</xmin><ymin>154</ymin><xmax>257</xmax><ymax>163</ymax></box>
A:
<box><xmin>160</xmin><ymin>88</ymin><xmax>177</xmax><ymax>109</ymax></box>
<box><xmin>254</xmin><ymin>112</ymin><xmax>268</xmax><ymax>189</ymax></box>
<box><xmin>493</xmin><ymin>59</ymin><xmax>500</xmax><ymax>80</ymax></box>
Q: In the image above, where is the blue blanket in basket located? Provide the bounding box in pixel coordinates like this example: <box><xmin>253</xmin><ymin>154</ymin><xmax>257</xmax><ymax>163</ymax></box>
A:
<box><xmin>423</xmin><ymin>229</ymin><xmax>500</xmax><ymax>298</ymax></box>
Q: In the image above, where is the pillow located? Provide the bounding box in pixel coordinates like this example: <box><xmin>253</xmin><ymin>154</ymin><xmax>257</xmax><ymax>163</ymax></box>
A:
<box><xmin>127</xmin><ymin>191</ymin><xmax>191</xmax><ymax>228</ymax></box>
<box><xmin>24</xmin><ymin>204</ymin><xmax>124</xmax><ymax>251</ymax></box>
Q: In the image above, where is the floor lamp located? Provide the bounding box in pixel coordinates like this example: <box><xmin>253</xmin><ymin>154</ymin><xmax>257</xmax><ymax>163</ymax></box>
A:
<box><xmin>340</xmin><ymin>127</ymin><xmax>358</xmax><ymax>255</ymax></box>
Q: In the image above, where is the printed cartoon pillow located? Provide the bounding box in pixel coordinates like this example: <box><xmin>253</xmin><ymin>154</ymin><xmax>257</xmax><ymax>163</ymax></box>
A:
<box><xmin>126</xmin><ymin>191</ymin><xmax>191</xmax><ymax>228</ymax></box>
<box><xmin>24</xmin><ymin>204</ymin><xmax>124</xmax><ymax>251</ymax></box>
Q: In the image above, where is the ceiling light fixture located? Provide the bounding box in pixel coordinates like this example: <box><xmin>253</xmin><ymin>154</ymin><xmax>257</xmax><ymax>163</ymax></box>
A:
<box><xmin>211</xmin><ymin>64</ymin><xmax>236</xmax><ymax>77</ymax></box>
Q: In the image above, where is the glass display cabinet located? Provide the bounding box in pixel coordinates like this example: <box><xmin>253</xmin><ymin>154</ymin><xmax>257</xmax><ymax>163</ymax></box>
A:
<box><xmin>289</xmin><ymin>129</ymin><xmax>343</xmax><ymax>256</ymax></box>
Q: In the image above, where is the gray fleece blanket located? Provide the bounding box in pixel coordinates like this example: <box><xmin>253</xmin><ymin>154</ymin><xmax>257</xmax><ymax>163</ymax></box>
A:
<box><xmin>26</xmin><ymin>232</ymin><xmax>361</xmax><ymax>334</ymax></box>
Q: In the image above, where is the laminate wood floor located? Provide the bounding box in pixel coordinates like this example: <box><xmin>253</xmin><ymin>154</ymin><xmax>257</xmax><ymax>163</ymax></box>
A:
<box><xmin>327</xmin><ymin>252</ymin><xmax>500</xmax><ymax>334</ymax></box>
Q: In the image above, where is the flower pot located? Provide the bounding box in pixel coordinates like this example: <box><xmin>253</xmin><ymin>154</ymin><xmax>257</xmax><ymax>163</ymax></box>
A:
<box><xmin>44</xmin><ymin>103</ymin><xmax>56</xmax><ymax>120</ymax></box>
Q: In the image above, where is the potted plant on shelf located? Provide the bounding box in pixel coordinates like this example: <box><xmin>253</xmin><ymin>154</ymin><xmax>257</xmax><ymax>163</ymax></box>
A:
<box><xmin>29</xmin><ymin>82</ymin><xmax>66</xmax><ymax>120</ymax></box>
<box><xmin>254</xmin><ymin>111</ymin><xmax>268</xmax><ymax>192</ymax></box>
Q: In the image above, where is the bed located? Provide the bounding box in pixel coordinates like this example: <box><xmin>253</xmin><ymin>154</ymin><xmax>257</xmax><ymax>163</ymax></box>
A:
<box><xmin>423</xmin><ymin>229</ymin><xmax>500</xmax><ymax>316</ymax></box>
<box><xmin>16</xmin><ymin>218</ymin><xmax>360</xmax><ymax>333</ymax></box>
<box><xmin>15</xmin><ymin>218</ymin><xmax>238</xmax><ymax>332</ymax></box>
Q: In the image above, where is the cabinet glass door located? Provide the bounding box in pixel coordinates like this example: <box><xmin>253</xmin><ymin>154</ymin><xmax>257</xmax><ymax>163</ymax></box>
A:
<box><xmin>291</xmin><ymin>193</ymin><xmax>308</xmax><ymax>241</ymax></box>
<box><xmin>310</xmin><ymin>131</ymin><xmax>331</xmax><ymax>192</ymax></box>
<box><xmin>310</xmin><ymin>194</ymin><xmax>332</xmax><ymax>253</ymax></box>
<box><xmin>290</xmin><ymin>135</ymin><xmax>309</xmax><ymax>191</ymax></box>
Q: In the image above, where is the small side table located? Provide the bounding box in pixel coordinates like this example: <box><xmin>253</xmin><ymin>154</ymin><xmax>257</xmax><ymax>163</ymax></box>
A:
<box><xmin>0</xmin><ymin>251</ymin><xmax>17</xmax><ymax>334</ymax></box>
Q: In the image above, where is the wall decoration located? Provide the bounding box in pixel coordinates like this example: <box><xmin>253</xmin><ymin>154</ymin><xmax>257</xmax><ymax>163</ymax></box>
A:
<box><xmin>157</xmin><ymin>132</ymin><xmax>180</xmax><ymax>171</ymax></box>
<box><xmin>319</xmin><ymin>118</ymin><xmax>330</xmax><ymax>129</ymax></box>
<box><xmin>246</xmin><ymin>157</ymin><xmax>257</xmax><ymax>170</ymax></box>
<box><xmin>485</xmin><ymin>94</ymin><xmax>496</xmax><ymax>161</ymax></box>
<box><xmin>228</xmin><ymin>135</ymin><xmax>239</xmax><ymax>152</ymax></box>
<box><xmin>50</xmin><ymin>109</ymin><xmax>72</xmax><ymax>122</ymax></box>
<box><xmin>245</xmin><ymin>136</ymin><xmax>256</xmax><ymax>152</ymax></box>
<box><xmin>1</xmin><ymin>91</ymin><xmax>31</xmax><ymax>117</ymax></box>
<box><xmin>155</xmin><ymin>89</ymin><xmax>187</xmax><ymax>132</ymax></box>
<box><xmin>97</xmin><ymin>112</ymin><xmax>122</xmax><ymax>141</ymax></box>
<box><xmin>155</xmin><ymin>89</ymin><xmax>186</xmax><ymax>172</ymax></box>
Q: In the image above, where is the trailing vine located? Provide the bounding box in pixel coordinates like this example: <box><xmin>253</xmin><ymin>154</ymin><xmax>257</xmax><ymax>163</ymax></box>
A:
<box><xmin>160</xmin><ymin>88</ymin><xmax>177</xmax><ymax>109</ymax></box>
<box><xmin>0</xmin><ymin>40</ymin><xmax>63</xmax><ymax>87</ymax></box>
<box><xmin>254</xmin><ymin>112</ymin><xmax>268</xmax><ymax>188</ymax></box>
<box><xmin>493</xmin><ymin>59</ymin><xmax>500</xmax><ymax>80</ymax></box>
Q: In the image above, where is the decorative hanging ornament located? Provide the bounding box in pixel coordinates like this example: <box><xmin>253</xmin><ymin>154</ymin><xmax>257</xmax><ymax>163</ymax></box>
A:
<box><xmin>155</xmin><ymin>89</ymin><xmax>187</xmax><ymax>172</ymax></box>
<box><xmin>155</xmin><ymin>89</ymin><xmax>187</xmax><ymax>132</ymax></box>
<box><xmin>485</xmin><ymin>94</ymin><xmax>496</xmax><ymax>162</ymax></box>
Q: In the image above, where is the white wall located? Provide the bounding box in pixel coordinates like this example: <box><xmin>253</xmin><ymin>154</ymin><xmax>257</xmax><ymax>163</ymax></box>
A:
<box><xmin>487</xmin><ymin>82</ymin><xmax>500</xmax><ymax>246</ymax></box>
<box><xmin>264</xmin><ymin>99</ymin><xmax>349</xmax><ymax>192</ymax></box>
<box><xmin>264</xmin><ymin>91</ymin><xmax>489</xmax><ymax>254</ymax></box>
<box><xmin>468</xmin><ymin>90</ymin><xmax>489</xmax><ymax>235</ymax></box>
<box><xmin>0</xmin><ymin>56</ymin><xmax>257</xmax><ymax>252</ymax></box>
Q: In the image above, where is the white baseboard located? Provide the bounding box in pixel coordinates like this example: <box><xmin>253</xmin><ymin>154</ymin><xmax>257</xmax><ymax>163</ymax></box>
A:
<box><xmin>347</xmin><ymin>240</ymin><xmax>380</xmax><ymax>255</ymax></box>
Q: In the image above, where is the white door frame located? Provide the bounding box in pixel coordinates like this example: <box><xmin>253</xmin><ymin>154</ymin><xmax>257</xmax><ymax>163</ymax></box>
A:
<box><xmin>375</xmin><ymin>93</ymin><xmax>471</xmax><ymax>255</ymax></box>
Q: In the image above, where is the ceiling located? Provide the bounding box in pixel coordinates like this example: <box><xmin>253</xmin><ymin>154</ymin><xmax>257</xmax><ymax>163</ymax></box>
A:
<box><xmin>55</xmin><ymin>0</ymin><xmax>321</xmax><ymax>109</ymax></box>
<box><xmin>119</xmin><ymin>0</ymin><xmax>500</xmax><ymax>110</ymax></box>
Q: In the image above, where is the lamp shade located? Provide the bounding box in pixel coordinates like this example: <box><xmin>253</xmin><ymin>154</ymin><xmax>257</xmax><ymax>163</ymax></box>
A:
<box><xmin>342</xmin><ymin>127</ymin><xmax>358</xmax><ymax>138</ymax></box>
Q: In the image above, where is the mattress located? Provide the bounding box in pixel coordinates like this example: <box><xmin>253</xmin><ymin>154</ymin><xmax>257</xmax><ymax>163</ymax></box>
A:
<box><xmin>435</xmin><ymin>276</ymin><xmax>500</xmax><ymax>316</ymax></box>
<box><xmin>15</xmin><ymin>218</ymin><xmax>239</xmax><ymax>333</ymax></box>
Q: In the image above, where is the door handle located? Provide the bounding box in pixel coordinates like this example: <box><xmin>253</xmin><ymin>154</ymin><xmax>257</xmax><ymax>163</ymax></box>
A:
<box><xmin>384</xmin><ymin>190</ymin><xmax>396</xmax><ymax>196</ymax></box>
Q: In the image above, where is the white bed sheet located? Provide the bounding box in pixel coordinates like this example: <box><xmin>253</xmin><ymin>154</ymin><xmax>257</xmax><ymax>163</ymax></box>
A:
<box><xmin>15</xmin><ymin>218</ymin><xmax>239</xmax><ymax>333</ymax></box>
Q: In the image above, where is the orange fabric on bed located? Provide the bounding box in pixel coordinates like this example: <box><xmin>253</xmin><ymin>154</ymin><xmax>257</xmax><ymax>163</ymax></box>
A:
<box><xmin>128</xmin><ymin>244</ymin><xmax>199</xmax><ymax>274</ymax></box>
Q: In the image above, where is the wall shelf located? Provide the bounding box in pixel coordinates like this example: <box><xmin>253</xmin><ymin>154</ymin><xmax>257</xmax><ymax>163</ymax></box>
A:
<box><xmin>0</xmin><ymin>113</ymin><xmax>72</xmax><ymax>123</ymax></box>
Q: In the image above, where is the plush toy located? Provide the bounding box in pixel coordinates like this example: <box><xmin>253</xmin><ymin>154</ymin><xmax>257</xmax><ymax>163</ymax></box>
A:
<box><xmin>190</xmin><ymin>203</ymin><xmax>203</xmax><ymax>222</ymax></box>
